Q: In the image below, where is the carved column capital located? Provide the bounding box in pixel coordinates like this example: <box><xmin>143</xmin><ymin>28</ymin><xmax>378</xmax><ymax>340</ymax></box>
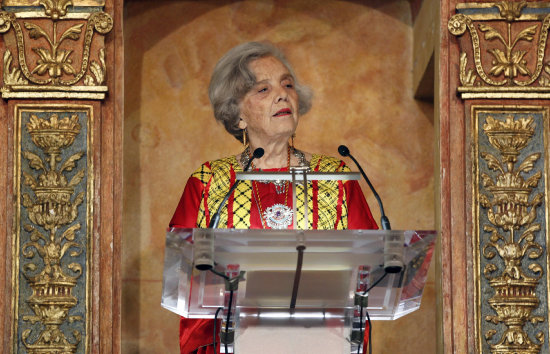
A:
<box><xmin>0</xmin><ymin>0</ymin><xmax>112</xmax><ymax>99</ymax></box>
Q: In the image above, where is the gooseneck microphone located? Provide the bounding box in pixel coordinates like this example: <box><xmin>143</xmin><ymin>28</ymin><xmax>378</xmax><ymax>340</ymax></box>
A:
<box><xmin>338</xmin><ymin>145</ymin><xmax>391</xmax><ymax>231</ymax></box>
<box><xmin>208</xmin><ymin>147</ymin><xmax>264</xmax><ymax>228</ymax></box>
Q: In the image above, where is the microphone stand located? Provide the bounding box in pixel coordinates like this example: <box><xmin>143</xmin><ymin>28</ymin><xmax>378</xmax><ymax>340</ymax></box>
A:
<box><xmin>338</xmin><ymin>145</ymin><xmax>391</xmax><ymax>230</ymax></box>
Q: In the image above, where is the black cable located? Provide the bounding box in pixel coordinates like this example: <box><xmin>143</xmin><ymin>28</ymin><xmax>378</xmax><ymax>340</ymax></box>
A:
<box><xmin>366</xmin><ymin>311</ymin><xmax>372</xmax><ymax>354</ymax></box>
<box><xmin>363</xmin><ymin>271</ymin><xmax>388</xmax><ymax>295</ymax></box>
<box><xmin>357</xmin><ymin>303</ymin><xmax>364</xmax><ymax>354</ymax></box>
<box><xmin>290</xmin><ymin>245</ymin><xmax>306</xmax><ymax>310</ymax></box>
<box><xmin>355</xmin><ymin>270</ymin><xmax>389</xmax><ymax>353</ymax></box>
<box><xmin>191</xmin><ymin>341</ymin><xmax>219</xmax><ymax>354</ymax></box>
<box><xmin>224</xmin><ymin>289</ymin><xmax>234</xmax><ymax>354</ymax></box>
<box><xmin>209</xmin><ymin>268</ymin><xmax>229</xmax><ymax>280</ymax></box>
<box><xmin>213</xmin><ymin>307</ymin><xmax>223</xmax><ymax>354</ymax></box>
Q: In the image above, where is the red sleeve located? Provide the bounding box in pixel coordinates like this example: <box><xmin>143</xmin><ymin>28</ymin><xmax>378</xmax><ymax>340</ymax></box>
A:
<box><xmin>344</xmin><ymin>180</ymin><xmax>378</xmax><ymax>230</ymax></box>
<box><xmin>169</xmin><ymin>176</ymin><xmax>204</xmax><ymax>228</ymax></box>
<box><xmin>170</xmin><ymin>177</ymin><xmax>220</xmax><ymax>353</ymax></box>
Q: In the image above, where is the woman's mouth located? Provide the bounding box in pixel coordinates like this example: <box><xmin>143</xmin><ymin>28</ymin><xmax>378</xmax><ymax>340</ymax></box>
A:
<box><xmin>273</xmin><ymin>108</ymin><xmax>292</xmax><ymax>117</ymax></box>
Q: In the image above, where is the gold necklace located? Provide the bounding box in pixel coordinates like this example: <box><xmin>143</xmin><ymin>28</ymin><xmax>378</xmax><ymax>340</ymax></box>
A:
<box><xmin>250</xmin><ymin>146</ymin><xmax>291</xmax><ymax>194</ymax></box>
<box><xmin>251</xmin><ymin>146</ymin><xmax>293</xmax><ymax>229</ymax></box>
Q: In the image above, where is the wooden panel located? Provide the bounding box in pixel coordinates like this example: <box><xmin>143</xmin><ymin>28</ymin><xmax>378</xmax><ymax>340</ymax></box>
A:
<box><xmin>441</xmin><ymin>1</ymin><xmax>550</xmax><ymax>352</ymax></box>
<box><xmin>0</xmin><ymin>0</ymin><xmax>122</xmax><ymax>352</ymax></box>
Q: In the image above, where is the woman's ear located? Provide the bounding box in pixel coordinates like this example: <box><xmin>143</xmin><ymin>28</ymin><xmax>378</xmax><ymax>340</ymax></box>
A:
<box><xmin>238</xmin><ymin>118</ymin><xmax>247</xmax><ymax>129</ymax></box>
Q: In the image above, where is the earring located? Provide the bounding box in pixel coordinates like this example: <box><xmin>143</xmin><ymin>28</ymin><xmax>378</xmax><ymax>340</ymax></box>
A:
<box><xmin>242</xmin><ymin>128</ymin><xmax>247</xmax><ymax>147</ymax></box>
<box><xmin>291</xmin><ymin>133</ymin><xmax>295</xmax><ymax>149</ymax></box>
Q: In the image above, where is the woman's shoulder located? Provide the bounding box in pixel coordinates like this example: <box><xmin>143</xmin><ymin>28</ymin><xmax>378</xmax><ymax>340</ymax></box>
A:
<box><xmin>190</xmin><ymin>155</ymin><xmax>240</xmax><ymax>183</ymax></box>
<box><xmin>309</xmin><ymin>153</ymin><xmax>350</xmax><ymax>172</ymax></box>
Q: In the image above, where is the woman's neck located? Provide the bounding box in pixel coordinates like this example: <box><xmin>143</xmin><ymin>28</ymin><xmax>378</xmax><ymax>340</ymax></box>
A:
<box><xmin>249</xmin><ymin>141</ymin><xmax>289</xmax><ymax>169</ymax></box>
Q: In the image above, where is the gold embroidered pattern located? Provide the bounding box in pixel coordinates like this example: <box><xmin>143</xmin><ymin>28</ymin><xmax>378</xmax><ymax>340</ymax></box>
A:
<box><xmin>193</xmin><ymin>154</ymin><xmax>348</xmax><ymax>230</ymax></box>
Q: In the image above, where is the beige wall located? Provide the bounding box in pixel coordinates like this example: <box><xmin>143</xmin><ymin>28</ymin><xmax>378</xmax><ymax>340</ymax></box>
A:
<box><xmin>123</xmin><ymin>1</ymin><xmax>435</xmax><ymax>352</ymax></box>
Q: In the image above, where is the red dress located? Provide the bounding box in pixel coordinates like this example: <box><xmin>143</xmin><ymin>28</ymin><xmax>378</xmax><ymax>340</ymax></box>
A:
<box><xmin>170</xmin><ymin>154</ymin><xmax>378</xmax><ymax>353</ymax></box>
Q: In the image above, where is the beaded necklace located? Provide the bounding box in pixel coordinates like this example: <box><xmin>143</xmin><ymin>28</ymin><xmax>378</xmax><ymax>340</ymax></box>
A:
<box><xmin>250</xmin><ymin>146</ymin><xmax>293</xmax><ymax>229</ymax></box>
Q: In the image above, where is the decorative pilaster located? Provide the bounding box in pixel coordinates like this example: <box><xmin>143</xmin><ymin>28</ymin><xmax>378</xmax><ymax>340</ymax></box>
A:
<box><xmin>15</xmin><ymin>105</ymin><xmax>93</xmax><ymax>354</ymax></box>
<box><xmin>0</xmin><ymin>1</ymin><xmax>116</xmax><ymax>353</ymax></box>
<box><xmin>473</xmin><ymin>106</ymin><xmax>548</xmax><ymax>354</ymax></box>
<box><xmin>447</xmin><ymin>2</ymin><xmax>550</xmax><ymax>353</ymax></box>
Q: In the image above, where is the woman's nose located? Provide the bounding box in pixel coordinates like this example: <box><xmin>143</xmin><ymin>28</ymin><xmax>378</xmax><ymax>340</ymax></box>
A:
<box><xmin>274</xmin><ymin>86</ymin><xmax>288</xmax><ymax>102</ymax></box>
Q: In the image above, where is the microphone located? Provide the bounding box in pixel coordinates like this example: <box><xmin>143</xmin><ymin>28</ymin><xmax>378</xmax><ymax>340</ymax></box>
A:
<box><xmin>338</xmin><ymin>145</ymin><xmax>391</xmax><ymax>231</ymax></box>
<box><xmin>208</xmin><ymin>148</ymin><xmax>264</xmax><ymax>228</ymax></box>
<box><xmin>338</xmin><ymin>145</ymin><xmax>402</xmax><ymax>274</ymax></box>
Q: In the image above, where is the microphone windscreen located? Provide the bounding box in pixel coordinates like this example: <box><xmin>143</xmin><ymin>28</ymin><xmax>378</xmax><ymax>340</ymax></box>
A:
<box><xmin>253</xmin><ymin>148</ymin><xmax>265</xmax><ymax>159</ymax></box>
<box><xmin>338</xmin><ymin>145</ymin><xmax>350</xmax><ymax>157</ymax></box>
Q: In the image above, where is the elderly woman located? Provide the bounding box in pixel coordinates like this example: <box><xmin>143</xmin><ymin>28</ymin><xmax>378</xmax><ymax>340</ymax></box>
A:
<box><xmin>170</xmin><ymin>42</ymin><xmax>377</xmax><ymax>353</ymax></box>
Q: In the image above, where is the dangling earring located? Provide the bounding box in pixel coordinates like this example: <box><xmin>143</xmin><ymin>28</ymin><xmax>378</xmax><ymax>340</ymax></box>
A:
<box><xmin>291</xmin><ymin>133</ymin><xmax>295</xmax><ymax>149</ymax></box>
<box><xmin>242</xmin><ymin>128</ymin><xmax>247</xmax><ymax>147</ymax></box>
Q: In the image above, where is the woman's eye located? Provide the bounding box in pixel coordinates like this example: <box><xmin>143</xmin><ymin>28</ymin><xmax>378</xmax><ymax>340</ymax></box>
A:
<box><xmin>258</xmin><ymin>87</ymin><xmax>268</xmax><ymax>93</ymax></box>
<box><xmin>286</xmin><ymin>83</ymin><xmax>294</xmax><ymax>88</ymax></box>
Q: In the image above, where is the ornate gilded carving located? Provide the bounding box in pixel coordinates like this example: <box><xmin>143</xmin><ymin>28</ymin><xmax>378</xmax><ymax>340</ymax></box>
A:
<box><xmin>14</xmin><ymin>106</ymin><xmax>92</xmax><ymax>353</ymax></box>
<box><xmin>474</xmin><ymin>107</ymin><xmax>548</xmax><ymax>354</ymax></box>
<box><xmin>460</xmin><ymin>51</ymin><xmax>476</xmax><ymax>86</ymax></box>
<box><xmin>21</xmin><ymin>114</ymin><xmax>84</xmax><ymax>353</ymax></box>
<box><xmin>449</xmin><ymin>2</ymin><xmax>550</xmax><ymax>98</ymax></box>
<box><xmin>4</xmin><ymin>49</ymin><xmax>28</xmax><ymax>85</ymax></box>
<box><xmin>0</xmin><ymin>0</ymin><xmax>112</xmax><ymax>98</ymax></box>
<box><xmin>494</xmin><ymin>1</ymin><xmax>527</xmax><ymax>22</ymax></box>
<box><xmin>40</xmin><ymin>0</ymin><xmax>74</xmax><ymax>20</ymax></box>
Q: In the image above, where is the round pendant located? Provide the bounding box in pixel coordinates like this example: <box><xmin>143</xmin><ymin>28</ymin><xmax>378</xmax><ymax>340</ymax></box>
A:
<box><xmin>263</xmin><ymin>204</ymin><xmax>293</xmax><ymax>229</ymax></box>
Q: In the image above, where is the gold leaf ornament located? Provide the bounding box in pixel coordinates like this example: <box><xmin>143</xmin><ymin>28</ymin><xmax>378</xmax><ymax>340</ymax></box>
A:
<box><xmin>67</xmin><ymin>263</ymin><xmax>82</xmax><ymax>276</ymax></box>
<box><xmin>24</xmin><ymin>22</ymin><xmax>49</xmax><ymax>41</ymax></box>
<box><xmin>61</xmin><ymin>223</ymin><xmax>80</xmax><ymax>242</ymax></box>
<box><xmin>485</xmin><ymin>329</ymin><xmax>497</xmax><ymax>340</ymax></box>
<box><xmin>484</xmin><ymin>263</ymin><xmax>498</xmax><ymax>279</ymax></box>
<box><xmin>525</xmin><ymin>171</ymin><xmax>542</xmax><ymax>188</ymax></box>
<box><xmin>481</xmin><ymin>173</ymin><xmax>494</xmax><ymax>187</ymax></box>
<box><xmin>448</xmin><ymin>14</ymin><xmax>467</xmax><ymax>36</ymax></box>
<box><xmin>59</xmin><ymin>24</ymin><xmax>83</xmax><ymax>42</ymax></box>
<box><xmin>495</xmin><ymin>1</ymin><xmax>527</xmax><ymax>22</ymax></box>
<box><xmin>487</xmin><ymin>48</ymin><xmax>530</xmax><ymax>78</ymax></box>
<box><xmin>0</xmin><ymin>11</ymin><xmax>13</xmax><ymax>33</ymax></box>
<box><xmin>0</xmin><ymin>11</ymin><xmax>14</xmax><ymax>33</ymax></box>
<box><xmin>40</xmin><ymin>0</ymin><xmax>73</xmax><ymax>20</ymax></box>
<box><xmin>91</xmin><ymin>12</ymin><xmax>113</xmax><ymax>34</ymax></box>
<box><xmin>519</xmin><ymin>223</ymin><xmax>540</xmax><ymax>243</ymax></box>
<box><xmin>517</xmin><ymin>153</ymin><xmax>541</xmax><ymax>174</ymax></box>
<box><xmin>85</xmin><ymin>48</ymin><xmax>106</xmax><ymax>85</ymax></box>
<box><xmin>60</xmin><ymin>152</ymin><xmax>84</xmax><ymax>172</ymax></box>
<box><xmin>515</xmin><ymin>25</ymin><xmax>538</xmax><ymax>43</ymax></box>
<box><xmin>459</xmin><ymin>52</ymin><xmax>476</xmax><ymax>86</ymax></box>
<box><xmin>481</xmin><ymin>152</ymin><xmax>504</xmax><ymax>173</ymax></box>
<box><xmin>479</xmin><ymin>24</ymin><xmax>505</xmax><ymax>43</ymax></box>
<box><xmin>68</xmin><ymin>168</ymin><xmax>85</xmax><ymax>187</ymax></box>
<box><xmin>4</xmin><ymin>50</ymin><xmax>29</xmax><ymax>85</ymax></box>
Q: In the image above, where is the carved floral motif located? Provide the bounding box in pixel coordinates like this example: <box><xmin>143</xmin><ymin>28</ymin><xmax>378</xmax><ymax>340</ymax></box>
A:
<box><xmin>480</xmin><ymin>114</ymin><xmax>546</xmax><ymax>353</ymax></box>
<box><xmin>448</xmin><ymin>2</ymin><xmax>550</xmax><ymax>91</ymax></box>
<box><xmin>21</xmin><ymin>113</ymin><xmax>85</xmax><ymax>353</ymax></box>
<box><xmin>0</xmin><ymin>0</ymin><xmax>112</xmax><ymax>98</ymax></box>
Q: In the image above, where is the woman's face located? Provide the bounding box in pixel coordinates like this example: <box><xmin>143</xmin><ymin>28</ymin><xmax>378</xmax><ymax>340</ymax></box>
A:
<box><xmin>238</xmin><ymin>56</ymin><xmax>299</xmax><ymax>145</ymax></box>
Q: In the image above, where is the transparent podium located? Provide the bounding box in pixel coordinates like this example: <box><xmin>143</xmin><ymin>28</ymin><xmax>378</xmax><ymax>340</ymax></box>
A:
<box><xmin>161</xmin><ymin>228</ymin><xmax>436</xmax><ymax>353</ymax></box>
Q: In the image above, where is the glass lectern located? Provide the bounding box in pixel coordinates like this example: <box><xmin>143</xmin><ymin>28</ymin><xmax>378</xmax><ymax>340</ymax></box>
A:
<box><xmin>162</xmin><ymin>228</ymin><xmax>435</xmax><ymax>353</ymax></box>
